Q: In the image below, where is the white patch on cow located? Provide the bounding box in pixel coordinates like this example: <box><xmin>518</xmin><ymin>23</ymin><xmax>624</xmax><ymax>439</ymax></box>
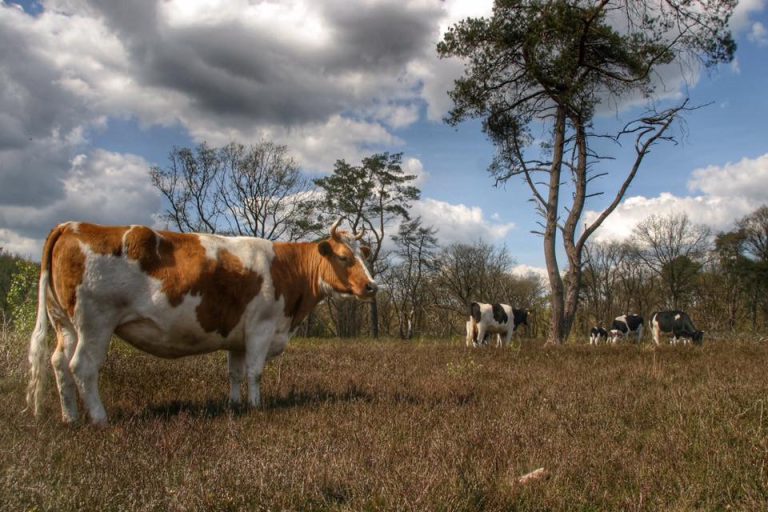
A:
<box><xmin>675</xmin><ymin>313</ymin><xmax>681</xmax><ymax>320</ymax></box>
<box><xmin>355</xmin><ymin>254</ymin><xmax>374</xmax><ymax>283</ymax></box>
<box><xmin>64</xmin><ymin>221</ymin><xmax>81</xmax><ymax>233</ymax></box>
<box><xmin>318</xmin><ymin>277</ymin><xmax>353</xmax><ymax>300</ymax></box>
<box><xmin>340</xmin><ymin>235</ymin><xmax>376</xmax><ymax>287</ymax></box>
<box><xmin>196</xmin><ymin>233</ymin><xmax>276</xmax><ymax>275</ymax></box>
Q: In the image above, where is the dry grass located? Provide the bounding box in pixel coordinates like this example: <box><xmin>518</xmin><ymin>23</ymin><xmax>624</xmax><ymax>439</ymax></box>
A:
<box><xmin>1</xmin><ymin>331</ymin><xmax>767</xmax><ymax>511</ymax></box>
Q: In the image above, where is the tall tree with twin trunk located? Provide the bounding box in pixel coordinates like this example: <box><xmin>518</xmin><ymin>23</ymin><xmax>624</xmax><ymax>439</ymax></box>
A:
<box><xmin>438</xmin><ymin>0</ymin><xmax>736</xmax><ymax>343</ymax></box>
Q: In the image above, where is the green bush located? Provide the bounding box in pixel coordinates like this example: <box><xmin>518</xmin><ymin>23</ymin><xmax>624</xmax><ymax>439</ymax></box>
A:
<box><xmin>6</xmin><ymin>260</ymin><xmax>39</xmax><ymax>336</ymax></box>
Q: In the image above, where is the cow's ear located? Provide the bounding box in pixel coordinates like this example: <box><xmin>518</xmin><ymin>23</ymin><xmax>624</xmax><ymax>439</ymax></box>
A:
<box><xmin>360</xmin><ymin>246</ymin><xmax>371</xmax><ymax>260</ymax></box>
<box><xmin>318</xmin><ymin>241</ymin><xmax>333</xmax><ymax>257</ymax></box>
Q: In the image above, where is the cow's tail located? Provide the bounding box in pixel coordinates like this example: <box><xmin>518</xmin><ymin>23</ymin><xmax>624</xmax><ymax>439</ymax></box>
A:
<box><xmin>26</xmin><ymin>225</ymin><xmax>64</xmax><ymax>417</ymax></box>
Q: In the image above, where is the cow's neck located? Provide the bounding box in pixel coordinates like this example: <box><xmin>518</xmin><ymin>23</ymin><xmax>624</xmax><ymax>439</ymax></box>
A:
<box><xmin>271</xmin><ymin>242</ymin><xmax>327</xmax><ymax>330</ymax></box>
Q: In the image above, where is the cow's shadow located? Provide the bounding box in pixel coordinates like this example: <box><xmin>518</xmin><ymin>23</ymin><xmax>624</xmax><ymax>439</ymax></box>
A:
<box><xmin>122</xmin><ymin>387</ymin><xmax>378</xmax><ymax>422</ymax></box>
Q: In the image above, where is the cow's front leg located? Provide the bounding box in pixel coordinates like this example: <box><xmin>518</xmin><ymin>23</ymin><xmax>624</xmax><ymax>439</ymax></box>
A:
<box><xmin>244</xmin><ymin>323</ymin><xmax>276</xmax><ymax>408</ymax></box>
<box><xmin>228</xmin><ymin>350</ymin><xmax>245</xmax><ymax>406</ymax></box>
<box><xmin>475</xmin><ymin>326</ymin><xmax>487</xmax><ymax>348</ymax></box>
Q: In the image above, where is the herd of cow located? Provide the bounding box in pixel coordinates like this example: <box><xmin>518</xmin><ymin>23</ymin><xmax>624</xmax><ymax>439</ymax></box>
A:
<box><xmin>25</xmin><ymin>220</ymin><xmax>706</xmax><ymax>425</ymax></box>
<box><xmin>589</xmin><ymin>312</ymin><xmax>704</xmax><ymax>346</ymax></box>
<box><xmin>465</xmin><ymin>306</ymin><xmax>704</xmax><ymax>348</ymax></box>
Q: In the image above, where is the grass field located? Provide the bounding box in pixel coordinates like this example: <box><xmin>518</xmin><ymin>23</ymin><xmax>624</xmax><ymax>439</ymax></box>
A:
<box><xmin>1</xmin><ymin>332</ymin><xmax>767</xmax><ymax>511</ymax></box>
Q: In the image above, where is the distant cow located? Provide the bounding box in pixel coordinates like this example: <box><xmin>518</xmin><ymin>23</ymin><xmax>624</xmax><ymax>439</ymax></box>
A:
<box><xmin>466</xmin><ymin>303</ymin><xmax>528</xmax><ymax>347</ymax></box>
<box><xmin>27</xmin><ymin>219</ymin><xmax>376</xmax><ymax>425</ymax></box>
<box><xmin>651</xmin><ymin>310</ymin><xmax>704</xmax><ymax>345</ymax></box>
<box><xmin>609</xmin><ymin>314</ymin><xmax>644</xmax><ymax>343</ymax></box>
<box><xmin>589</xmin><ymin>326</ymin><xmax>608</xmax><ymax>345</ymax></box>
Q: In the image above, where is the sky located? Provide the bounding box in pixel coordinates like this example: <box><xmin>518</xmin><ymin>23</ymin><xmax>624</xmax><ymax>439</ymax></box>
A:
<box><xmin>1</xmin><ymin>0</ymin><xmax>767</xmax><ymax>280</ymax></box>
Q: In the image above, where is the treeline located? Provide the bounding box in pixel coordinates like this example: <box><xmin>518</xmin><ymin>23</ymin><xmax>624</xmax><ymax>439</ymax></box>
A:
<box><xmin>3</xmin><ymin>139</ymin><xmax>766</xmax><ymax>342</ymax></box>
<box><xmin>576</xmin><ymin>208</ymin><xmax>768</xmax><ymax>338</ymax></box>
<box><xmin>306</xmin><ymin>239</ymin><xmax>547</xmax><ymax>340</ymax></box>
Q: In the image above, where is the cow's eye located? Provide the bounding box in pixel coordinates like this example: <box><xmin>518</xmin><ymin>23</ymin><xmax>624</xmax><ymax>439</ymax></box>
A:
<box><xmin>338</xmin><ymin>255</ymin><xmax>350</xmax><ymax>264</ymax></box>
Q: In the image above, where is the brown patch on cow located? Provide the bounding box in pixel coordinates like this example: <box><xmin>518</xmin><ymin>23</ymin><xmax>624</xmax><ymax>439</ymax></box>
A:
<box><xmin>73</xmin><ymin>223</ymin><xmax>128</xmax><ymax>257</ymax></box>
<box><xmin>122</xmin><ymin>227</ymin><xmax>263</xmax><ymax>337</ymax></box>
<box><xmin>271</xmin><ymin>242</ymin><xmax>326</xmax><ymax>330</ymax></box>
<box><xmin>50</xmin><ymin>232</ymin><xmax>87</xmax><ymax>317</ymax></box>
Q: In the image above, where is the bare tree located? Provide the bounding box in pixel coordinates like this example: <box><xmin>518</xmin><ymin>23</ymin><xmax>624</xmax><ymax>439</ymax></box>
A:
<box><xmin>581</xmin><ymin>241</ymin><xmax>626</xmax><ymax>328</ymax></box>
<box><xmin>151</xmin><ymin>141</ymin><xmax>315</xmax><ymax>241</ymax></box>
<box><xmin>631</xmin><ymin>213</ymin><xmax>710</xmax><ymax>309</ymax></box>
<box><xmin>386</xmin><ymin>218</ymin><xmax>439</xmax><ymax>339</ymax></box>
<box><xmin>738</xmin><ymin>205</ymin><xmax>768</xmax><ymax>262</ymax></box>
<box><xmin>433</xmin><ymin>241</ymin><xmax>513</xmax><ymax>314</ymax></box>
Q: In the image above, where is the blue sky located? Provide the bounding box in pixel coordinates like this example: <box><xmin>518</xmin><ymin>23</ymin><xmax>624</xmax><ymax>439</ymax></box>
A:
<box><xmin>1</xmin><ymin>0</ymin><xmax>767</xmax><ymax>278</ymax></box>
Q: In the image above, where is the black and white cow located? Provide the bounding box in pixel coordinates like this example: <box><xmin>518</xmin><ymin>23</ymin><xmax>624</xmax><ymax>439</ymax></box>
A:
<box><xmin>609</xmin><ymin>314</ymin><xmax>644</xmax><ymax>343</ymax></box>
<box><xmin>589</xmin><ymin>326</ymin><xmax>608</xmax><ymax>345</ymax></box>
<box><xmin>651</xmin><ymin>310</ymin><xmax>704</xmax><ymax>345</ymax></box>
<box><xmin>466</xmin><ymin>302</ymin><xmax>528</xmax><ymax>347</ymax></box>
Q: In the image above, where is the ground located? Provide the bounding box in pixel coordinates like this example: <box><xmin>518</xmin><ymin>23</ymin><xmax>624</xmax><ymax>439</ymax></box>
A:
<box><xmin>1</xmin><ymin>334</ymin><xmax>767</xmax><ymax>511</ymax></box>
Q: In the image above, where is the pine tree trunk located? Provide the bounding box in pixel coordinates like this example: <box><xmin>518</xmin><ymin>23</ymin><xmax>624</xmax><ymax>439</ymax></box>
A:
<box><xmin>544</xmin><ymin>107</ymin><xmax>567</xmax><ymax>344</ymax></box>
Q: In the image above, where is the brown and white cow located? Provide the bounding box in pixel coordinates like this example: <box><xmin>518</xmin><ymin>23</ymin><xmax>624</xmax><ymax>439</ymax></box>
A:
<box><xmin>27</xmin><ymin>220</ymin><xmax>376</xmax><ymax>425</ymax></box>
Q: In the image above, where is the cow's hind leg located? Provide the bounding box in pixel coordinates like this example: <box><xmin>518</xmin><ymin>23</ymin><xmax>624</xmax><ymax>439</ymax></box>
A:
<box><xmin>51</xmin><ymin>321</ymin><xmax>79</xmax><ymax>424</ymax></box>
<box><xmin>69</xmin><ymin>322</ymin><xmax>113</xmax><ymax>426</ymax></box>
<box><xmin>502</xmin><ymin>329</ymin><xmax>514</xmax><ymax>348</ymax></box>
<box><xmin>228</xmin><ymin>350</ymin><xmax>246</xmax><ymax>406</ymax></box>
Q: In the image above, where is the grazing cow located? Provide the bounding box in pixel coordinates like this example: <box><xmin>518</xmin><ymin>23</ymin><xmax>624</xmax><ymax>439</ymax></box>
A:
<box><xmin>466</xmin><ymin>303</ymin><xmax>528</xmax><ymax>347</ymax></box>
<box><xmin>26</xmin><ymin>220</ymin><xmax>376</xmax><ymax>425</ymax></box>
<box><xmin>589</xmin><ymin>326</ymin><xmax>608</xmax><ymax>345</ymax></box>
<box><xmin>651</xmin><ymin>310</ymin><xmax>704</xmax><ymax>345</ymax></box>
<box><xmin>609</xmin><ymin>314</ymin><xmax>644</xmax><ymax>343</ymax></box>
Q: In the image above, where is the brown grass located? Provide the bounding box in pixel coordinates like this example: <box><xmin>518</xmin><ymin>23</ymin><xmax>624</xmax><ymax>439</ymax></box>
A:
<box><xmin>1</xmin><ymin>332</ymin><xmax>767</xmax><ymax>511</ymax></box>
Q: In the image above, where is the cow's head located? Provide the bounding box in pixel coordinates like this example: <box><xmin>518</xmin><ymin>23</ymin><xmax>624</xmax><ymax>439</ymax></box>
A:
<box><xmin>515</xmin><ymin>309</ymin><xmax>530</xmax><ymax>327</ymax></box>
<box><xmin>692</xmin><ymin>330</ymin><xmax>705</xmax><ymax>345</ymax></box>
<box><xmin>317</xmin><ymin>219</ymin><xmax>377</xmax><ymax>301</ymax></box>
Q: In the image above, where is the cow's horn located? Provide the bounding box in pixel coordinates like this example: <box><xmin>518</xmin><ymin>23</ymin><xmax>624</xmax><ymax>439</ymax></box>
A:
<box><xmin>330</xmin><ymin>218</ymin><xmax>343</xmax><ymax>239</ymax></box>
<box><xmin>353</xmin><ymin>229</ymin><xmax>364</xmax><ymax>241</ymax></box>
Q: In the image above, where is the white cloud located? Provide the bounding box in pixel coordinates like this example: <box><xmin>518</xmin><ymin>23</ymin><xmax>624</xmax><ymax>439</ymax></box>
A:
<box><xmin>403</xmin><ymin>157</ymin><xmax>429</xmax><ymax>187</ymax></box>
<box><xmin>748</xmin><ymin>21</ymin><xmax>768</xmax><ymax>46</ymax></box>
<box><xmin>585</xmin><ymin>154</ymin><xmax>768</xmax><ymax>242</ymax></box>
<box><xmin>0</xmin><ymin>228</ymin><xmax>42</xmax><ymax>259</ymax></box>
<box><xmin>688</xmin><ymin>154</ymin><xmax>768</xmax><ymax>201</ymax></box>
<box><xmin>0</xmin><ymin>149</ymin><xmax>161</xmax><ymax>259</ymax></box>
<box><xmin>511</xmin><ymin>264</ymin><xmax>548</xmax><ymax>284</ymax></box>
<box><xmin>410</xmin><ymin>198</ymin><xmax>515</xmax><ymax>246</ymax></box>
<box><xmin>731</xmin><ymin>0</ymin><xmax>768</xmax><ymax>34</ymax></box>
